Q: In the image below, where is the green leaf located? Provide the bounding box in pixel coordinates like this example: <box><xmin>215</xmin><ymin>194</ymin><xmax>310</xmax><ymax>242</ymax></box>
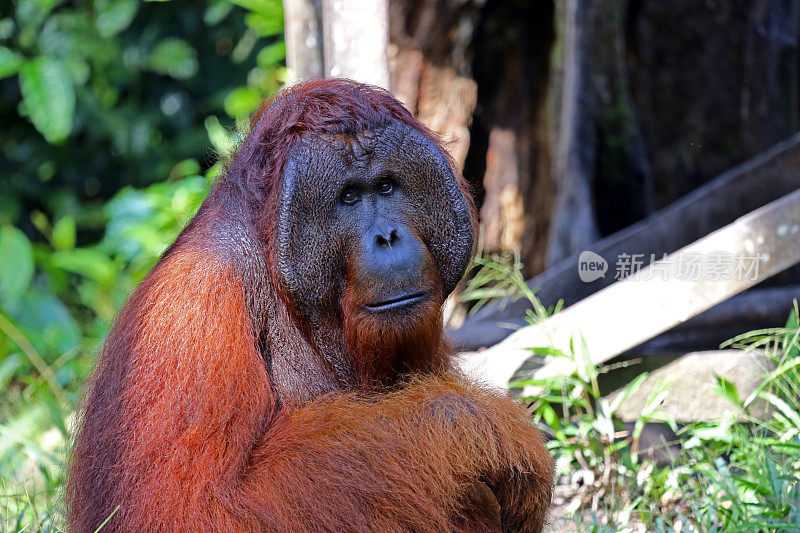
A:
<box><xmin>0</xmin><ymin>226</ymin><xmax>34</xmax><ymax>307</ymax></box>
<box><xmin>783</xmin><ymin>303</ymin><xmax>799</xmax><ymax>358</ymax></box>
<box><xmin>539</xmin><ymin>403</ymin><xmax>561</xmax><ymax>431</ymax></box>
<box><xmin>257</xmin><ymin>40</ymin><xmax>285</xmax><ymax>68</ymax></box>
<box><xmin>223</xmin><ymin>86</ymin><xmax>262</xmax><ymax>118</ymax></box>
<box><xmin>0</xmin><ymin>46</ymin><xmax>24</xmax><ymax>79</ymax></box>
<box><xmin>52</xmin><ymin>216</ymin><xmax>76</xmax><ymax>250</ymax></box>
<box><xmin>713</xmin><ymin>375</ymin><xmax>743</xmax><ymax>408</ymax></box>
<box><xmin>205</xmin><ymin>0</ymin><xmax>233</xmax><ymax>25</ymax></box>
<box><xmin>147</xmin><ymin>38</ymin><xmax>198</xmax><ymax>80</ymax></box>
<box><xmin>95</xmin><ymin>0</ymin><xmax>138</xmax><ymax>38</ymax></box>
<box><xmin>168</xmin><ymin>158</ymin><xmax>201</xmax><ymax>180</ymax></box>
<box><xmin>244</xmin><ymin>11</ymin><xmax>282</xmax><ymax>37</ymax></box>
<box><xmin>0</xmin><ymin>353</ymin><xmax>25</xmax><ymax>389</ymax></box>
<box><xmin>6</xmin><ymin>286</ymin><xmax>81</xmax><ymax>358</ymax></box>
<box><xmin>608</xmin><ymin>372</ymin><xmax>648</xmax><ymax>415</ymax></box>
<box><xmin>759</xmin><ymin>391</ymin><xmax>800</xmax><ymax>428</ymax></box>
<box><xmin>50</xmin><ymin>248</ymin><xmax>117</xmax><ymax>286</ymax></box>
<box><xmin>229</xmin><ymin>0</ymin><xmax>283</xmax><ymax>18</ymax></box>
<box><xmin>204</xmin><ymin>115</ymin><xmax>235</xmax><ymax>157</ymax></box>
<box><xmin>526</xmin><ymin>345</ymin><xmax>569</xmax><ymax>358</ymax></box>
<box><xmin>19</xmin><ymin>57</ymin><xmax>75</xmax><ymax>143</ymax></box>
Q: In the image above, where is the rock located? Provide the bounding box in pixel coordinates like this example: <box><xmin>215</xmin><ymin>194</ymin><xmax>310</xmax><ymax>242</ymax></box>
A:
<box><xmin>607</xmin><ymin>350</ymin><xmax>773</xmax><ymax>423</ymax></box>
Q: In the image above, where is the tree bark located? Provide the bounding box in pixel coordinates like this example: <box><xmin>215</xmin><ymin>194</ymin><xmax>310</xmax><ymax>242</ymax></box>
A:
<box><xmin>283</xmin><ymin>0</ymin><xmax>324</xmax><ymax>81</ymax></box>
<box><xmin>466</xmin><ymin>1</ymin><xmax>557</xmax><ymax>275</ymax></box>
<box><xmin>388</xmin><ymin>0</ymin><xmax>480</xmax><ymax>169</ymax></box>
<box><xmin>322</xmin><ymin>0</ymin><xmax>390</xmax><ymax>89</ymax></box>
<box><xmin>546</xmin><ymin>0</ymin><xmax>600</xmax><ymax>266</ymax></box>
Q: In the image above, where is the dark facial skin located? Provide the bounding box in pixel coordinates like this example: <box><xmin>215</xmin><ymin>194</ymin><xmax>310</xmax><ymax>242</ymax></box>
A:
<box><xmin>275</xmin><ymin>120</ymin><xmax>474</xmax><ymax>330</ymax></box>
<box><xmin>339</xmin><ymin>170</ymin><xmax>436</xmax><ymax>314</ymax></box>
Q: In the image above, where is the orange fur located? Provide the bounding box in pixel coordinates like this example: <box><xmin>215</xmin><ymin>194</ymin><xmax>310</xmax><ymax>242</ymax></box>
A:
<box><xmin>66</xmin><ymin>80</ymin><xmax>554</xmax><ymax>532</ymax></box>
<box><xmin>68</xmin><ymin>246</ymin><xmax>553</xmax><ymax>531</ymax></box>
<box><xmin>68</xmin><ymin>246</ymin><xmax>274</xmax><ymax>530</ymax></box>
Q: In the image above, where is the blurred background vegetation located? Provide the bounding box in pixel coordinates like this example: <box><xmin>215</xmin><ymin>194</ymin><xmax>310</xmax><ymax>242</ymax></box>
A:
<box><xmin>0</xmin><ymin>0</ymin><xmax>284</xmax><ymax>527</ymax></box>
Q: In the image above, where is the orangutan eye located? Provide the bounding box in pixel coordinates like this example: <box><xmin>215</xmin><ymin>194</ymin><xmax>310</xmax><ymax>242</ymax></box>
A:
<box><xmin>341</xmin><ymin>188</ymin><xmax>361</xmax><ymax>205</ymax></box>
<box><xmin>377</xmin><ymin>179</ymin><xmax>393</xmax><ymax>194</ymax></box>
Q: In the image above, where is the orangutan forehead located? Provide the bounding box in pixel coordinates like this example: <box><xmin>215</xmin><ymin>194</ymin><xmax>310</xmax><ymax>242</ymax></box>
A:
<box><xmin>316</xmin><ymin>129</ymin><xmax>383</xmax><ymax>158</ymax></box>
<box><xmin>293</xmin><ymin>121</ymin><xmax>417</xmax><ymax>169</ymax></box>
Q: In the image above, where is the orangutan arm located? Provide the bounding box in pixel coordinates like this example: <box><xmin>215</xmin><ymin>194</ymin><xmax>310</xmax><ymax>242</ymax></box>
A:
<box><xmin>247</xmin><ymin>374</ymin><xmax>553</xmax><ymax>532</ymax></box>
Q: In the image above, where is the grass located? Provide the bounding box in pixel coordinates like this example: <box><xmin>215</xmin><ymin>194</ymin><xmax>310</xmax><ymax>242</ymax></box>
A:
<box><xmin>462</xmin><ymin>253</ymin><xmax>800</xmax><ymax>531</ymax></box>
<box><xmin>520</xmin><ymin>315</ymin><xmax>800</xmax><ymax>531</ymax></box>
<box><xmin>0</xmin><ymin>367</ymin><xmax>70</xmax><ymax>531</ymax></box>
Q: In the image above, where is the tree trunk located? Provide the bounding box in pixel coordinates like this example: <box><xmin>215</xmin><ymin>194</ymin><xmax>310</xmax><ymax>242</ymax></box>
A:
<box><xmin>321</xmin><ymin>0</ymin><xmax>390</xmax><ymax>88</ymax></box>
<box><xmin>388</xmin><ymin>0</ymin><xmax>480</xmax><ymax>169</ymax></box>
<box><xmin>283</xmin><ymin>0</ymin><xmax>324</xmax><ymax>81</ymax></box>
<box><xmin>546</xmin><ymin>0</ymin><xmax>600</xmax><ymax>265</ymax></box>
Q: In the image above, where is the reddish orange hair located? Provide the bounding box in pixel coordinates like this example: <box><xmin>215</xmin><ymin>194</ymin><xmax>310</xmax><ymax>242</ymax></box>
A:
<box><xmin>66</xmin><ymin>79</ymin><xmax>552</xmax><ymax>532</ymax></box>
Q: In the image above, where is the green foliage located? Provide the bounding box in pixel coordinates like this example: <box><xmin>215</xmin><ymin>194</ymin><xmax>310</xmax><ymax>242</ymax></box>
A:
<box><xmin>516</xmin><ymin>343</ymin><xmax>681</xmax><ymax>527</ymax></box>
<box><xmin>18</xmin><ymin>56</ymin><xmax>75</xmax><ymax>143</ymax></box>
<box><xmin>678</xmin><ymin>303</ymin><xmax>800</xmax><ymax>531</ymax></box>
<box><xmin>0</xmin><ymin>0</ymin><xmax>284</xmax><ymax>528</ymax></box>
<box><xmin>512</xmin><ymin>301</ymin><xmax>800</xmax><ymax>531</ymax></box>
<box><xmin>461</xmin><ymin>252</ymin><xmax>800</xmax><ymax>530</ymax></box>
<box><xmin>0</xmin><ymin>45</ymin><xmax>24</xmax><ymax>78</ymax></box>
<box><xmin>459</xmin><ymin>249</ymin><xmax>563</xmax><ymax>322</ymax></box>
<box><xmin>0</xmin><ymin>226</ymin><xmax>34</xmax><ymax>307</ymax></box>
<box><xmin>0</xmin><ymin>0</ymin><xmax>285</xmax><ymax>231</ymax></box>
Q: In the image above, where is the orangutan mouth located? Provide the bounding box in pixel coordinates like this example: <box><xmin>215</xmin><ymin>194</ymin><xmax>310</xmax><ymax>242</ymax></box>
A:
<box><xmin>365</xmin><ymin>291</ymin><xmax>428</xmax><ymax>312</ymax></box>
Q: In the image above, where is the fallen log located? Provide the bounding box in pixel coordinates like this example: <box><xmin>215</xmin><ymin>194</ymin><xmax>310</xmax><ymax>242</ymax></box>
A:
<box><xmin>627</xmin><ymin>285</ymin><xmax>799</xmax><ymax>355</ymax></box>
<box><xmin>450</xmin><ymin>132</ymin><xmax>800</xmax><ymax>350</ymax></box>
<box><xmin>457</xmin><ymin>188</ymin><xmax>800</xmax><ymax>389</ymax></box>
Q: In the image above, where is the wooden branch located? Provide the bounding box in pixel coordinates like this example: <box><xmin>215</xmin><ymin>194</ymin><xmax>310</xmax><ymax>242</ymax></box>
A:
<box><xmin>457</xmin><ymin>188</ymin><xmax>800</xmax><ymax>389</ymax></box>
<box><xmin>629</xmin><ymin>285</ymin><xmax>800</xmax><ymax>355</ymax></box>
<box><xmin>451</xmin><ymin>132</ymin><xmax>800</xmax><ymax>350</ymax></box>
